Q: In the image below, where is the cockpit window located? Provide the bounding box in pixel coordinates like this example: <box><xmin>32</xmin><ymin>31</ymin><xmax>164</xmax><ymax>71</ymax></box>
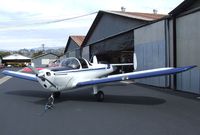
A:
<box><xmin>78</xmin><ymin>58</ymin><xmax>88</xmax><ymax>68</ymax></box>
<box><xmin>60</xmin><ymin>58</ymin><xmax>80</xmax><ymax>69</ymax></box>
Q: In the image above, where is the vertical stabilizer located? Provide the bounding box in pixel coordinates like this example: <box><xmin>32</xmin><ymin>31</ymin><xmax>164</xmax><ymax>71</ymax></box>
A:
<box><xmin>93</xmin><ymin>55</ymin><xmax>98</xmax><ymax>64</ymax></box>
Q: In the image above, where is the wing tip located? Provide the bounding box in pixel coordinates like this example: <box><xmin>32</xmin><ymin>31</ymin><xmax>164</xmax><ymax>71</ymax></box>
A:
<box><xmin>2</xmin><ymin>70</ymin><xmax>38</xmax><ymax>82</ymax></box>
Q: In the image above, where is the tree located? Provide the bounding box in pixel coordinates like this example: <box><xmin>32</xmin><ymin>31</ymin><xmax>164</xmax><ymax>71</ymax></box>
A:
<box><xmin>0</xmin><ymin>51</ymin><xmax>11</xmax><ymax>57</ymax></box>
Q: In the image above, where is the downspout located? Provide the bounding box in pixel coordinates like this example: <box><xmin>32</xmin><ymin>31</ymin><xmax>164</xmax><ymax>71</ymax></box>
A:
<box><xmin>172</xmin><ymin>16</ymin><xmax>177</xmax><ymax>89</ymax></box>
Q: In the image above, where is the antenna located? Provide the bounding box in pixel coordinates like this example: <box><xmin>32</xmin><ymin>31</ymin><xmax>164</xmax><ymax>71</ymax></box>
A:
<box><xmin>41</xmin><ymin>44</ymin><xmax>45</xmax><ymax>53</ymax></box>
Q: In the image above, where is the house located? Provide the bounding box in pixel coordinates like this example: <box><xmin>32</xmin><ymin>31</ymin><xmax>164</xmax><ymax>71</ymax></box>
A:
<box><xmin>31</xmin><ymin>53</ymin><xmax>58</xmax><ymax>67</ymax></box>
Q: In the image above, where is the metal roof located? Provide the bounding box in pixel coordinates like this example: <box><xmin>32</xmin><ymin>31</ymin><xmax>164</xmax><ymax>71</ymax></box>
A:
<box><xmin>70</xmin><ymin>36</ymin><xmax>85</xmax><ymax>47</ymax></box>
<box><xmin>81</xmin><ymin>10</ymin><xmax>166</xmax><ymax>47</ymax></box>
<box><xmin>107</xmin><ymin>11</ymin><xmax>166</xmax><ymax>21</ymax></box>
<box><xmin>3</xmin><ymin>54</ymin><xmax>31</xmax><ymax>60</ymax></box>
<box><xmin>169</xmin><ymin>0</ymin><xmax>197</xmax><ymax>16</ymax></box>
<box><xmin>64</xmin><ymin>35</ymin><xmax>85</xmax><ymax>53</ymax></box>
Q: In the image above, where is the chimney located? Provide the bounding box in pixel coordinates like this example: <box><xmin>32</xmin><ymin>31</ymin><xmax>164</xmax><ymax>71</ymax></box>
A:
<box><xmin>153</xmin><ymin>9</ymin><xmax>158</xmax><ymax>14</ymax></box>
<box><xmin>121</xmin><ymin>6</ymin><xmax>126</xmax><ymax>12</ymax></box>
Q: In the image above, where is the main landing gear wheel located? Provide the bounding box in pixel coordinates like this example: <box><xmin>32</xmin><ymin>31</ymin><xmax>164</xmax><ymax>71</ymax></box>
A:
<box><xmin>95</xmin><ymin>91</ymin><xmax>104</xmax><ymax>102</ymax></box>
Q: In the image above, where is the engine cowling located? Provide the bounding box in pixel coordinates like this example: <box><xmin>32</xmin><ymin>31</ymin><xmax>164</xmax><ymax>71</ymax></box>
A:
<box><xmin>37</xmin><ymin>69</ymin><xmax>57</xmax><ymax>91</ymax></box>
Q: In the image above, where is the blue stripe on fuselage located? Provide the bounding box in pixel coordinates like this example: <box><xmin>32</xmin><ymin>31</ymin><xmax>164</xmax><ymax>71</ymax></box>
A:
<box><xmin>52</xmin><ymin>67</ymin><xmax>107</xmax><ymax>73</ymax></box>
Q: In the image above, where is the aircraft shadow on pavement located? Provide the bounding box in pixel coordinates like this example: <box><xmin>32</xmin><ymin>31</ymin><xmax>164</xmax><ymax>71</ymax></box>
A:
<box><xmin>5</xmin><ymin>90</ymin><xmax>50</xmax><ymax>98</ymax></box>
<box><xmin>5</xmin><ymin>89</ymin><xmax>166</xmax><ymax>106</ymax></box>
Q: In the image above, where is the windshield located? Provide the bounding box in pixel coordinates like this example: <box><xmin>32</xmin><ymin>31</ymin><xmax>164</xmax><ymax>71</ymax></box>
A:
<box><xmin>60</xmin><ymin>58</ymin><xmax>80</xmax><ymax>69</ymax></box>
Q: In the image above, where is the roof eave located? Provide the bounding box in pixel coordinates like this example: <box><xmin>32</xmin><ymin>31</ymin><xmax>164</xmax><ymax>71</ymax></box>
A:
<box><xmin>169</xmin><ymin>0</ymin><xmax>196</xmax><ymax>16</ymax></box>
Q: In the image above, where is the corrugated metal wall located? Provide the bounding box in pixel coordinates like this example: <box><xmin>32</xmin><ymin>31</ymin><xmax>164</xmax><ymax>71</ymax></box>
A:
<box><xmin>134</xmin><ymin>20</ymin><xmax>169</xmax><ymax>87</ymax></box>
<box><xmin>82</xmin><ymin>13</ymin><xmax>148</xmax><ymax>60</ymax></box>
<box><xmin>65</xmin><ymin>40</ymin><xmax>81</xmax><ymax>58</ymax></box>
<box><xmin>66</xmin><ymin>51</ymin><xmax>76</xmax><ymax>57</ymax></box>
<box><xmin>90</xmin><ymin>31</ymin><xmax>133</xmax><ymax>55</ymax></box>
<box><xmin>176</xmin><ymin>11</ymin><xmax>200</xmax><ymax>94</ymax></box>
<box><xmin>82</xmin><ymin>46</ymin><xmax>90</xmax><ymax>60</ymax></box>
<box><xmin>87</xmin><ymin>13</ymin><xmax>147</xmax><ymax>45</ymax></box>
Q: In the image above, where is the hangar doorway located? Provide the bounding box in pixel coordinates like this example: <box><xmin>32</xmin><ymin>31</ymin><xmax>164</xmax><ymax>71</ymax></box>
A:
<box><xmin>90</xmin><ymin>30</ymin><xmax>134</xmax><ymax>73</ymax></box>
<box><xmin>94</xmin><ymin>50</ymin><xmax>133</xmax><ymax>73</ymax></box>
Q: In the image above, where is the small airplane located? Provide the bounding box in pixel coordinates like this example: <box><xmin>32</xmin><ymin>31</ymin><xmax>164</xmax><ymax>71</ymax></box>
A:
<box><xmin>2</xmin><ymin>54</ymin><xmax>196</xmax><ymax>108</ymax></box>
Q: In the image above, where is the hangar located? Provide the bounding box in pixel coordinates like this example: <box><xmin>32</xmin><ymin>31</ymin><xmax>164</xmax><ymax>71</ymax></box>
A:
<box><xmin>81</xmin><ymin>10</ymin><xmax>165</xmax><ymax>66</ymax></box>
<box><xmin>134</xmin><ymin>0</ymin><xmax>200</xmax><ymax>93</ymax></box>
<box><xmin>64</xmin><ymin>36</ymin><xmax>85</xmax><ymax>58</ymax></box>
<box><xmin>62</xmin><ymin>0</ymin><xmax>199</xmax><ymax>94</ymax></box>
<box><xmin>169</xmin><ymin>0</ymin><xmax>200</xmax><ymax>94</ymax></box>
<box><xmin>31</xmin><ymin>53</ymin><xmax>58</xmax><ymax>67</ymax></box>
<box><xmin>2</xmin><ymin>54</ymin><xmax>31</xmax><ymax>67</ymax></box>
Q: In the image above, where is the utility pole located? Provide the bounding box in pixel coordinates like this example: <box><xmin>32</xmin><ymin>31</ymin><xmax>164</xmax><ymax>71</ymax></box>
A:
<box><xmin>42</xmin><ymin>44</ymin><xmax>45</xmax><ymax>53</ymax></box>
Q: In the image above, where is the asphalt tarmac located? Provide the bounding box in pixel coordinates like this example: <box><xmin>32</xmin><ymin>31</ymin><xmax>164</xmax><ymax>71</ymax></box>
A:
<box><xmin>0</xmin><ymin>68</ymin><xmax>200</xmax><ymax>135</ymax></box>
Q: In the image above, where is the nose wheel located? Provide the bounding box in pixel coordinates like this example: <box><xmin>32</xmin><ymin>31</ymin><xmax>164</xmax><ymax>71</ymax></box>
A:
<box><xmin>45</xmin><ymin>94</ymin><xmax>54</xmax><ymax>110</ymax></box>
<box><xmin>45</xmin><ymin>92</ymin><xmax>61</xmax><ymax>110</ymax></box>
<box><xmin>95</xmin><ymin>91</ymin><xmax>104</xmax><ymax>102</ymax></box>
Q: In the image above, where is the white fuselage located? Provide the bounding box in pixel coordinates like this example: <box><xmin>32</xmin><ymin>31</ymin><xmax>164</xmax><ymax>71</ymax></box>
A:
<box><xmin>37</xmin><ymin>64</ymin><xmax>115</xmax><ymax>92</ymax></box>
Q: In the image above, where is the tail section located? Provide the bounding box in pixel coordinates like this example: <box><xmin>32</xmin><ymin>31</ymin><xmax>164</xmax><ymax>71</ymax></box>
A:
<box><xmin>92</xmin><ymin>55</ymin><xmax>98</xmax><ymax>64</ymax></box>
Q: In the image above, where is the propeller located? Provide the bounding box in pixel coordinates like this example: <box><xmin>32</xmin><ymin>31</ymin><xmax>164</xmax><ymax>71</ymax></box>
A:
<box><xmin>27</xmin><ymin>65</ymin><xmax>57</xmax><ymax>89</ymax></box>
<box><xmin>37</xmin><ymin>74</ymin><xmax>57</xmax><ymax>89</ymax></box>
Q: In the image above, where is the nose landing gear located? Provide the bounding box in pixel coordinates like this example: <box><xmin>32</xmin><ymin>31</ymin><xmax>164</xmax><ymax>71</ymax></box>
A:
<box><xmin>45</xmin><ymin>94</ymin><xmax>54</xmax><ymax>110</ymax></box>
<box><xmin>45</xmin><ymin>92</ymin><xmax>61</xmax><ymax>110</ymax></box>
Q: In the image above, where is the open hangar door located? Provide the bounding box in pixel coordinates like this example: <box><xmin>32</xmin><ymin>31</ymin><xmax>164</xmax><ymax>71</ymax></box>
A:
<box><xmin>134</xmin><ymin>20</ymin><xmax>169</xmax><ymax>87</ymax></box>
<box><xmin>95</xmin><ymin>51</ymin><xmax>133</xmax><ymax>73</ymax></box>
<box><xmin>90</xmin><ymin>31</ymin><xmax>134</xmax><ymax>73</ymax></box>
<box><xmin>175</xmin><ymin>11</ymin><xmax>200</xmax><ymax>94</ymax></box>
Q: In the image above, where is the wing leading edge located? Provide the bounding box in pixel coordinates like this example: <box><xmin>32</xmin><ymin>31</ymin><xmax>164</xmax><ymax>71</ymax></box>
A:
<box><xmin>2</xmin><ymin>70</ymin><xmax>38</xmax><ymax>82</ymax></box>
<box><xmin>76</xmin><ymin>65</ymin><xmax>196</xmax><ymax>87</ymax></box>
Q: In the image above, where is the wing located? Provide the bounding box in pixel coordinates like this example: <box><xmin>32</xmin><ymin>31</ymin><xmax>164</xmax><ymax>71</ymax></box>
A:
<box><xmin>76</xmin><ymin>65</ymin><xmax>196</xmax><ymax>87</ymax></box>
<box><xmin>2</xmin><ymin>70</ymin><xmax>38</xmax><ymax>82</ymax></box>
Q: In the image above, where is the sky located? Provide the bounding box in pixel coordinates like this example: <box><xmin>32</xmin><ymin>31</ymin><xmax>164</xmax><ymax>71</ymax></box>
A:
<box><xmin>0</xmin><ymin>0</ymin><xmax>184</xmax><ymax>51</ymax></box>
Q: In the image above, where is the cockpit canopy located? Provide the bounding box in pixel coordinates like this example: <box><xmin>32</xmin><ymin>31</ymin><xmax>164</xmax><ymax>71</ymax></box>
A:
<box><xmin>60</xmin><ymin>57</ymin><xmax>89</xmax><ymax>69</ymax></box>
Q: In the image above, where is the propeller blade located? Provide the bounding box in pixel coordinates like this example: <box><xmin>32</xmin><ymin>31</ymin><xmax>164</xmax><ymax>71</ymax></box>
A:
<box><xmin>38</xmin><ymin>75</ymin><xmax>57</xmax><ymax>88</ymax></box>
<box><xmin>27</xmin><ymin>65</ymin><xmax>39</xmax><ymax>74</ymax></box>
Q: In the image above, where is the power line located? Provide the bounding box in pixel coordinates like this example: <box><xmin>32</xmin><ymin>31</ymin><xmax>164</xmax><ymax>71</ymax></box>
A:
<box><xmin>30</xmin><ymin>11</ymin><xmax>98</xmax><ymax>25</ymax></box>
<box><xmin>37</xmin><ymin>11</ymin><xmax>98</xmax><ymax>24</ymax></box>
<box><xmin>0</xmin><ymin>11</ymin><xmax>98</xmax><ymax>28</ymax></box>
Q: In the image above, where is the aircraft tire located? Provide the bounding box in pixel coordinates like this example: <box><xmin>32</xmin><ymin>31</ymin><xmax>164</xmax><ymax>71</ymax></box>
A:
<box><xmin>53</xmin><ymin>92</ymin><xmax>61</xmax><ymax>98</ymax></box>
<box><xmin>96</xmin><ymin>91</ymin><xmax>104</xmax><ymax>102</ymax></box>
